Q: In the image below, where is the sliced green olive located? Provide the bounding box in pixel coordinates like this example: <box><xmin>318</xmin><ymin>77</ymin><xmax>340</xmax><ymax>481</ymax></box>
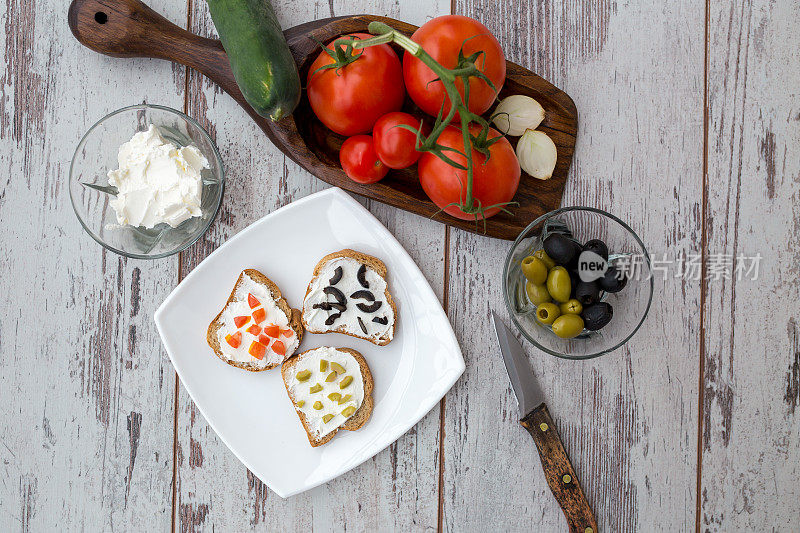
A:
<box><xmin>313</xmin><ymin>401</ymin><xmax>324</xmax><ymax>410</ymax></box>
<box><xmin>309</xmin><ymin>383</ymin><xmax>322</xmax><ymax>393</ymax></box>
<box><xmin>296</xmin><ymin>370</ymin><xmax>311</xmax><ymax>382</ymax></box>
<box><xmin>533</xmin><ymin>249</ymin><xmax>556</xmax><ymax>270</ymax></box>
<box><xmin>338</xmin><ymin>394</ymin><xmax>352</xmax><ymax>405</ymax></box>
<box><xmin>322</xmin><ymin>413</ymin><xmax>334</xmax><ymax>423</ymax></box>
<box><xmin>559</xmin><ymin>299</ymin><xmax>583</xmax><ymax>315</ymax></box>
<box><xmin>536</xmin><ymin>302</ymin><xmax>561</xmax><ymax>325</ymax></box>
<box><xmin>319</xmin><ymin>359</ymin><xmax>328</xmax><ymax>372</ymax></box>
<box><xmin>339</xmin><ymin>376</ymin><xmax>353</xmax><ymax>389</ymax></box>
<box><xmin>521</xmin><ymin>256</ymin><xmax>548</xmax><ymax>285</ymax></box>
<box><xmin>330</xmin><ymin>362</ymin><xmax>346</xmax><ymax>374</ymax></box>
<box><xmin>325</xmin><ymin>371</ymin><xmax>338</xmax><ymax>382</ymax></box>
<box><xmin>327</xmin><ymin>392</ymin><xmax>341</xmax><ymax>402</ymax></box>
<box><xmin>552</xmin><ymin>314</ymin><xmax>585</xmax><ymax>339</ymax></box>
<box><xmin>525</xmin><ymin>281</ymin><xmax>551</xmax><ymax>306</ymax></box>
<box><xmin>297</xmin><ymin>400</ymin><xmax>305</xmax><ymax>408</ymax></box>
<box><xmin>341</xmin><ymin>405</ymin><xmax>356</xmax><ymax>417</ymax></box>
<box><xmin>546</xmin><ymin>266</ymin><xmax>572</xmax><ymax>303</ymax></box>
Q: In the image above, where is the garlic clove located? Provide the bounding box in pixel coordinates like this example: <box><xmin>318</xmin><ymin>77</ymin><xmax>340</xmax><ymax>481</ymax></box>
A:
<box><xmin>516</xmin><ymin>130</ymin><xmax>557</xmax><ymax>180</ymax></box>
<box><xmin>492</xmin><ymin>95</ymin><xmax>545</xmax><ymax>136</ymax></box>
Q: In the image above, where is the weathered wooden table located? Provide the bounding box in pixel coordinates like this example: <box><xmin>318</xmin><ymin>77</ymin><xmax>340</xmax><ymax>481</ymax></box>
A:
<box><xmin>1</xmin><ymin>0</ymin><xmax>798</xmax><ymax>530</ymax></box>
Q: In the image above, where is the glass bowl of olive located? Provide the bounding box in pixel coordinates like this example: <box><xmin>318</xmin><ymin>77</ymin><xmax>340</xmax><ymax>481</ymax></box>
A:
<box><xmin>503</xmin><ymin>207</ymin><xmax>653</xmax><ymax>360</ymax></box>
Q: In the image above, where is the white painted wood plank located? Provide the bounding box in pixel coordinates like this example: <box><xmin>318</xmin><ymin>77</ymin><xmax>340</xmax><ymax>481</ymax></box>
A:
<box><xmin>444</xmin><ymin>1</ymin><xmax>704</xmax><ymax>531</ymax></box>
<box><xmin>701</xmin><ymin>0</ymin><xmax>800</xmax><ymax>528</ymax></box>
<box><xmin>174</xmin><ymin>1</ymin><xmax>448</xmax><ymax>530</ymax></box>
<box><xmin>0</xmin><ymin>0</ymin><xmax>185</xmax><ymax>530</ymax></box>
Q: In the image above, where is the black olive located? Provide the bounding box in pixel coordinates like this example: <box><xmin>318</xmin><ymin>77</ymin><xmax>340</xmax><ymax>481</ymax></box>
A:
<box><xmin>313</xmin><ymin>302</ymin><xmax>346</xmax><ymax>312</ymax></box>
<box><xmin>325</xmin><ymin>312</ymin><xmax>341</xmax><ymax>325</ymax></box>
<box><xmin>357</xmin><ymin>317</ymin><xmax>368</xmax><ymax>334</ymax></box>
<box><xmin>357</xmin><ymin>264</ymin><xmax>369</xmax><ymax>288</ymax></box>
<box><xmin>574</xmin><ymin>281</ymin><xmax>600</xmax><ymax>306</ymax></box>
<box><xmin>329</xmin><ymin>266</ymin><xmax>343</xmax><ymax>285</ymax></box>
<box><xmin>323</xmin><ymin>286</ymin><xmax>346</xmax><ymax>305</ymax></box>
<box><xmin>582</xmin><ymin>302</ymin><xmax>613</xmax><ymax>330</ymax></box>
<box><xmin>599</xmin><ymin>266</ymin><xmax>628</xmax><ymax>293</ymax></box>
<box><xmin>543</xmin><ymin>234</ymin><xmax>581</xmax><ymax>266</ymax></box>
<box><xmin>356</xmin><ymin>301</ymin><xmax>383</xmax><ymax>313</ymax></box>
<box><xmin>582</xmin><ymin>239</ymin><xmax>609</xmax><ymax>261</ymax></box>
<box><xmin>350</xmin><ymin>290</ymin><xmax>375</xmax><ymax>302</ymax></box>
<box><xmin>372</xmin><ymin>316</ymin><xmax>388</xmax><ymax>325</ymax></box>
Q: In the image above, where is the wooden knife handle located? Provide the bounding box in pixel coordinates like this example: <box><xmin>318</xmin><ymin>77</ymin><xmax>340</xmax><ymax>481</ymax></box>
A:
<box><xmin>521</xmin><ymin>404</ymin><xmax>598</xmax><ymax>533</ymax></box>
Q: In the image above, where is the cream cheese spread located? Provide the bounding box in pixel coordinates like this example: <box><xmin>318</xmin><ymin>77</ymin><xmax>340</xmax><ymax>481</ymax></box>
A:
<box><xmin>216</xmin><ymin>273</ymin><xmax>299</xmax><ymax>367</ymax></box>
<box><xmin>286</xmin><ymin>347</ymin><xmax>364</xmax><ymax>439</ymax></box>
<box><xmin>107</xmin><ymin>124</ymin><xmax>208</xmax><ymax>229</ymax></box>
<box><xmin>302</xmin><ymin>257</ymin><xmax>394</xmax><ymax>342</ymax></box>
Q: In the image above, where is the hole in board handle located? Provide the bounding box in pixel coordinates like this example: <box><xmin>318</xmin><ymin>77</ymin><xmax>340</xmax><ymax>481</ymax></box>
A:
<box><xmin>94</xmin><ymin>11</ymin><xmax>108</xmax><ymax>24</ymax></box>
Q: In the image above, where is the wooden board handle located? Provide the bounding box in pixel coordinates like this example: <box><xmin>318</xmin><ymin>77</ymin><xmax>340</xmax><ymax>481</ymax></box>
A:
<box><xmin>67</xmin><ymin>0</ymin><xmax>241</xmax><ymax>103</ymax></box>
<box><xmin>521</xmin><ymin>404</ymin><xmax>599</xmax><ymax>533</ymax></box>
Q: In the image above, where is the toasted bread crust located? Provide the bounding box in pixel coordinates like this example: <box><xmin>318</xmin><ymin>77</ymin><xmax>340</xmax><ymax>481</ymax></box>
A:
<box><xmin>207</xmin><ymin>269</ymin><xmax>303</xmax><ymax>372</ymax></box>
<box><xmin>281</xmin><ymin>347</ymin><xmax>374</xmax><ymax>447</ymax></box>
<box><xmin>301</xmin><ymin>249</ymin><xmax>397</xmax><ymax>346</ymax></box>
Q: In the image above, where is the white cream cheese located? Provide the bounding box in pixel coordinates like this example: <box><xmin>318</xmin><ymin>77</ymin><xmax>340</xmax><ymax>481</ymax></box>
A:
<box><xmin>107</xmin><ymin>124</ymin><xmax>208</xmax><ymax>229</ymax></box>
<box><xmin>216</xmin><ymin>273</ymin><xmax>299</xmax><ymax>367</ymax></box>
<box><xmin>302</xmin><ymin>257</ymin><xmax>394</xmax><ymax>342</ymax></box>
<box><xmin>286</xmin><ymin>347</ymin><xmax>364</xmax><ymax>439</ymax></box>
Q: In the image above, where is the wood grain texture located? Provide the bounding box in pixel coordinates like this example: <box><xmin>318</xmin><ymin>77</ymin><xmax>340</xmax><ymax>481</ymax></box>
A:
<box><xmin>0</xmin><ymin>0</ymin><xmax>183</xmax><ymax>530</ymax></box>
<box><xmin>172</xmin><ymin>0</ymin><xmax>448</xmax><ymax>530</ymax></box>
<box><xmin>700</xmin><ymin>0</ymin><xmax>800</xmax><ymax>528</ymax></box>
<box><xmin>443</xmin><ymin>0</ymin><xmax>704</xmax><ymax>531</ymax></box>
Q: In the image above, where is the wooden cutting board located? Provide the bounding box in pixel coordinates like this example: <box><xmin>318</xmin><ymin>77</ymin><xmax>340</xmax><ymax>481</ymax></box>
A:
<box><xmin>68</xmin><ymin>0</ymin><xmax>578</xmax><ymax>240</ymax></box>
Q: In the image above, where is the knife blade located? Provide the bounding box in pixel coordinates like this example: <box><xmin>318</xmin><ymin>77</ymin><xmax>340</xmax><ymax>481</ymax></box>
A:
<box><xmin>491</xmin><ymin>311</ymin><xmax>598</xmax><ymax>533</ymax></box>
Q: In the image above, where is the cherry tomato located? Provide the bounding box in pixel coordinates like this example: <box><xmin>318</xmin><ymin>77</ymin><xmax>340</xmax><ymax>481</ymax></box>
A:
<box><xmin>403</xmin><ymin>15</ymin><xmax>506</xmax><ymax>118</ymax></box>
<box><xmin>339</xmin><ymin>135</ymin><xmax>389</xmax><ymax>184</ymax></box>
<box><xmin>417</xmin><ymin>125</ymin><xmax>520</xmax><ymax>220</ymax></box>
<box><xmin>372</xmin><ymin>112</ymin><xmax>428</xmax><ymax>169</ymax></box>
<box><xmin>307</xmin><ymin>33</ymin><xmax>405</xmax><ymax>136</ymax></box>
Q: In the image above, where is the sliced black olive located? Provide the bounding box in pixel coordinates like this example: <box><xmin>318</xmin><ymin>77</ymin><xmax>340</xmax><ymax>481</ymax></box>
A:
<box><xmin>356</xmin><ymin>301</ymin><xmax>383</xmax><ymax>313</ymax></box>
<box><xmin>598</xmin><ymin>266</ymin><xmax>628</xmax><ymax>293</ymax></box>
<box><xmin>575</xmin><ymin>281</ymin><xmax>600</xmax><ymax>306</ymax></box>
<box><xmin>543</xmin><ymin>234</ymin><xmax>581</xmax><ymax>266</ymax></box>
<box><xmin>583</xmin><ymin>239</ymin><xmax>609</xmax><ymax>261</ymax></box>
<box><xmin>350</xmin><ymin>290</ymin><xmax>375</xmax><ymax>302</ymax></box>
<box><xmin>357</xmin><ymin>264</ymin><xmax>369</xmax><ymax>288</ymax></box>
<box><xmin>325</xmin><ymin>312</ymin><xmax>341</xmax><ymax>325</ymax></box>
<box><xmin>323</xmin><ymin>286</ymin><xmax>346</xmax><ymax>305</ymax></box>
<box><xmin>328</xmin><ymin>266</ymin><xmax>343</xmax><ymax>285</ymax></box>
<box><xmin>372</xmin><ymin>316</ymin><xmax>388</xmax><ymax>325</ymax></box>
<box><xmin>357</xmin><ymin>317</ymin><xmax>368</xmax><ymax>335</ymax></box>
<box><xmin>313</xmin><ymin>302</ymin><xmax>346</xmax><ymax>312</ymax></box>
<box><xmin>582</xmin><ymin>302</ymin><xmax>613</xmax><ymax>330</ymax></box>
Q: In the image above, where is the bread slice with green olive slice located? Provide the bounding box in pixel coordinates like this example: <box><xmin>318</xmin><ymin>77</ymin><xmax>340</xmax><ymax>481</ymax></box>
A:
<box><xmin>301</xmin><ymin>249</ymin><xmax>397</xmax><ymax>346</ymax></box>
<box><xmin>281</xmin><ymin>346</ymin><xmax>374</xmax><ymax>447</ymax></box>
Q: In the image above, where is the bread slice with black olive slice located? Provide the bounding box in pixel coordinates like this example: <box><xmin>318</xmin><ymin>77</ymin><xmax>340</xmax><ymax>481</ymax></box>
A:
<box><xmin>301</xmin><ymin>249</ymin><xmax>397</xmax><ymax>346</ymax></box>
<box><xmin>207</xmin><ymin>269</ymin><xmax>303</xmax><ymax>371</ymax></box>
<box><xmin>282</xmin><ymin>347</ymin><xmax>374</xmax><ymax>447</ymax></box>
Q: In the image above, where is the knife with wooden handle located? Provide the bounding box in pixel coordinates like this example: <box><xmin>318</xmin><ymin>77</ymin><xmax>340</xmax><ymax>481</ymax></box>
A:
<box><xmin>492</xmin><ymin>311</ymin><xmax>598</xmax><ymax>533</ymax></box>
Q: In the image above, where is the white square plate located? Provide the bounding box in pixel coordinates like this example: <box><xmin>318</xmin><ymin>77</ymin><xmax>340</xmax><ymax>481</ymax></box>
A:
<box><xmin>155</xmin><ymin>187</ymin><xmax>464</xmax><ymax>497</ymax></box>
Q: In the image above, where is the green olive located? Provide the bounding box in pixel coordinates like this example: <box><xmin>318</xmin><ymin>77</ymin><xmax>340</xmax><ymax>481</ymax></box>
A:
<box><xmin>559</xmin><ymin>299</ymin><xmax>583</xmax><ymax>315</ymax></box>
<box><xmin>535</xmin><ymin>302</ymin><xmax>561</xmax><ymax>325</ymax></box>
<box><xmin>525</xmin><ymin>282</ymin><xmax>551</xmax><ymax>306</ymax></box>
<box><xmin>533</xmin><ymin>249</ymin><xmax>556</xmax><ymax>270</ymax></box>
<box><xmin>551</xmin><ymin>314</ymin><xmax>585</xmax><ymax>339</ymax></box>
<box><xmin>546</xmin><ymin>266</ymin><xmax>572</xmax><ymax>303</ymax></box>
<box><xmin>521</xmin><ymin>256</ymin><xmax>548</xmax><ymax>285</ymax></box>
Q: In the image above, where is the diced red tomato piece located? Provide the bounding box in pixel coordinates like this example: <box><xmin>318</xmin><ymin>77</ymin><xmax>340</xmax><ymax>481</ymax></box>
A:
<box><xmin>234</xmin><ymin>315</ymin><xmax>251</xmax><ymax>328</ymax></box>
<box><xmin>252</xmin><ymin>308</ymin><xmax>266</xmax><ymax>324</ymax></box>
<box><xmin>281</xmin><ymin>328</ymin><xmax>294</xmax><ymax>337</ymax></box>
<box><xmin>263</xmin><ymin>324</ymin><xmax>280</xmax><ymax>338</ymax></box>
<box><xmin>247</xmin><ymin>293</ymin><xmax>261</xmax><ymax>309</ymax></box>
<box><xmin>271</xmin><ymin>340</ymin><xmax>286</xmax><ymax>356</ymax></box>
<box><xmin>246</xmin><ymin>324</ymin><xmax>262</xmax><ymax>336</ymax></box>
<box><xmin>248</xmin><ymin>341</ymin><xmax>266</xmax><ymax>359</ymax></box>
<box><xmin>258</xmin><ymin>334</ymin><xmax>271</xmax><ymax>346</ymax></box>
<box><xmin>225</xmin><ymin>332</ymin><xmax>242</xmax><ymax>348</ymax></box>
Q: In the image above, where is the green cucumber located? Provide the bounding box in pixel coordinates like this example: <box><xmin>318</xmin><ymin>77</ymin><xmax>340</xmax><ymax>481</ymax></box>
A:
<box><xmin>206</xmin><ymin>0</ymin><xmax>301</xmax><ymax>121</ymax></box>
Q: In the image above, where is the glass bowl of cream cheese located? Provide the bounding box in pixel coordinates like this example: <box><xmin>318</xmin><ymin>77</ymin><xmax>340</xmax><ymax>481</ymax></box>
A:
<box><xmin>70</xmin><ymin>104</ymin><xmax>224</xmax><ymax>259</ymax></box>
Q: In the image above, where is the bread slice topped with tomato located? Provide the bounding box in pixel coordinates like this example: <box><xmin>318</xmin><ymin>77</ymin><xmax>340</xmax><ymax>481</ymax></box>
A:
<box><xmin>207</xmin><ymin>269</ymin><xmax>303</xmax><ymax>371</ymax></box>
<box><xmin>281</xmin><ymin>346</ymin><xmax>374</xmax><ymax>447</ymax></box>
<box><xmin>301</xmin><ymin>250</ymin><xmax>397</xmax><ymax>346</ymax></box>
